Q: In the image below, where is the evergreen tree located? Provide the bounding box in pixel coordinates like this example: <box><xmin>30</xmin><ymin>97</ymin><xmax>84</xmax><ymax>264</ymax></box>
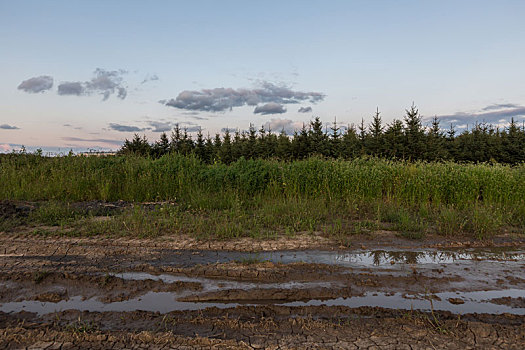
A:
<box><xmin>119</xmin><ymin>109</ymin><xmax>525</xmax><ymax>164</ymax></box>
<box><xmin>204</xmin><ymin>133</ymin><xmax>214</xmax><ymax>163</ymax></box>
<box><xmin>257</xmin><ymin>125</ymin><xmax>267</xmax><ymax>158</ymax></box>
<box><xmin>195</xmin><ymin>128</ymin><xmax>206</xmax><ymax>161</ymax></box>
<box><xmin>276</xmin><ymin>128</ymin><xmax>291</xmax><ymax>160</ymax></box>
<box><xmin>180</xmin><ymin>128</ymin><xmax>194</xmax><ymax>155</ymax></box>
<box><xmin>341</xmin><ymin>124</ymin><xmax>360</xmax><ymax>159</ymax></box>
<box><xmin>152</xmin><ymin>132</ymin><xmax>170</xmax><ymax>158</ymax></box>
<box><xmin>329</xmin><ymin>117</ymin><xmax>342</xmax><ymax>158</ymax></box>
<box><xmin>368</xmin><ymin>108</ymin><xmax>384</xmax><ymax>156</ymax></box>
<box><xmin>212</xmin><ymin>133</ymin><xmax>222</xmax><ymax>162</ymax></box>
<box><xmin>219</xmin><ymin>129</ymin><xmax>233</xmax><ymax>164</ymax></box>
<box><xmin>119</xmin><ymin>134</ymin><xmax>151</xmax><ymax>156</ymax></box>
<box><xmin>309</xmin><ymin>116</ymin><xmax>328</xmax><ymax>156</ymax></box>
<box><xmin>293</xmin><ymin>123</ymin><xmax>310</xmax><ymax>159</ymax></box>
<box><xmin>231</xmin><ymin>129</ymin><xmax>243</xmax><ymax>161</ymax></box>
<box><xmin>266</xmin><ymin>127</ymin><xmax>278</xmax><ymax>158</ymax></box>
<box><xmin>247</xmin><ymin>124</ymin><xmax>257</xmax><ymax>159</ymax></box>
<box><xmin>170</xmin><ymin>124</ymin><xmax>182</xmax><ymax>153</ymax></box>
<box><xmin>384</xmin><ymin>120</ymin><xmax>404</xmax><ymax>159</ymax></box>
<box><xmin>403</xmin><ymin>104</ymin><xmax>425</xmax><ymax>160</ymax></box>
<box><xmin>425</xmin><ymin>116</ymin><xmax>447</xmax><ymax>161</ymax></box>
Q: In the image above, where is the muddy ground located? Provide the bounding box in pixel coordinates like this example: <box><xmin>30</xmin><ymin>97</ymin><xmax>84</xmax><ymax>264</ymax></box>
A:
<box><xmin>1</xmin><ymin>201</ymin><xmax>524</xmax><ymax>349</ymax></box>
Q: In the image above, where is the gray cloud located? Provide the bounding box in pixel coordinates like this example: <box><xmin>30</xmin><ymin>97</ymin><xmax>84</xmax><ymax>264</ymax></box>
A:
<box><xmin>63</xmin><ymin>124</ymin><xmax>83</xmax><ymax>130</ymax></box>
<box><xmin>108</xmin><ymin>123</ymin><xmax>145</xmax><ymax>132</ymax></box>
<box><xmin>184</xmin><ymin>126</ymin><xmax>202</xmax><ymax>133</ymax></box>
<box><xmin>263</xmin><ymin>118</ymin><xmax>303</xmax><ymax>135</ymax></box>
<box><xmin>190</xmin><ymin>115</ymin><xmax>208</xmax><ymax>120</ymax></box>
<box><xmin>148</xmin><ymin>121</ymin><xmax>172</xmax><ymax>132</ymax></box>
<box><xmin>17</xmin><ymin>76</ymin><xmax>53</xmax><ymax>93</ymax></box>
<box><xmin>221</xmin><ymin>127</ymin><xmax>236</xmax><ymax>133</ymax></box>
<box><xmin>174</xmin><ymin>122</ymin><xmax>201</xmax><ymax>133</ymax></box>
<box><xmin>298</xmin><ymin>106</ymin><xmax>312</xmax><ymax>113</ymax></box>
<box><xmin>62</xmin><ymin>137</ymin><xmax>123</xmax><ymax>146</ymax></box>
<box><xmin>141</xmin><ymin>74</ymin><xmax>159</xmax><ymax>84</ymax></box>
<box><xmin>58</xmin><ymin>82</ymin><xmax>85</xmax><ymax>96</ymax></box>
<box><xmin>0</xmin><ymin>124</ymin><xmax>20</xmax><ymax>130</ymax></box>
<box><xmin>434</xmin><ymin>104</ymin><xmax>525</xmax><ymax>126</ymax></box>
<box><xmin>482</xmin><ymin>103</ymin><xmax>520</xmax><ymax>111</ymax></box>
<box><xmin>161</xmin><ymin>81</ymin><xmax>325</xmax><ymax>112</ymax></box>
<box><xmin>117</xmin><ymin>87</ymin><xmax>127</xmax><ymax>99</ymax></box>
<box><xmin>57</xmin><ymin>68</ymin><xmax>127</xmax><ymax>101</ymax></box>
<box><xmin>254</xmin><ymin>102</ymin><xmax>287</xmax><ymax>115</ymax></box>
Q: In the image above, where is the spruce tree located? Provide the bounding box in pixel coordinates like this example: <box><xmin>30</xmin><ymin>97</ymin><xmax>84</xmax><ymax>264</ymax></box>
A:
<box><xmin>170</xmin><ymin>124</ymin><xmax>182</xmax><ymax>153</ymax></box>
<box><xmin>368</xmin><ymin>108</ymin><xmax>384</xmax><ymax>156</ymax></box>
<box><xmin>276</xmin><ymin>128</ymin><xmax>291</xmax><ymax>160</ymax></box>
<box><xmin>329</xmin><ymin>117</ymin><xmax>342</xmax><ymax>158</ymax></box>
<box><xmin>403</xmin><ymin>104</ymin><xmax>425</xmax><ymax>160</ymax></box>
<box><xmin>219</xmin><ymin>129</ymin><xmax>233</xmax><ymax>164</ymax></box>
<box><xmin>195</xmin><ymin>128</ymin><xmax>206</xmax><ymax>161</ymax></box>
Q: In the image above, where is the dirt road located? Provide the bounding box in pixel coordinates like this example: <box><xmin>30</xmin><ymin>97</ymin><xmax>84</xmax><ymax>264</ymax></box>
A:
<box><xmin>1</xmin><ymin>233</ymin><xmax>524</xmax><ymax>349</ymax></box>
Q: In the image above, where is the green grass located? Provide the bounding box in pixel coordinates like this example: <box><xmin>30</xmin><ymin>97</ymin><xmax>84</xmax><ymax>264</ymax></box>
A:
<box><xmin>32</xmin><ymin>270</ymin><xmax>50</xmax><ymax>284</ymax></box>
<box><xmin>1</xmin><ymin>153</ymin><xmax>524</xmax><ymax>240</ymax></box>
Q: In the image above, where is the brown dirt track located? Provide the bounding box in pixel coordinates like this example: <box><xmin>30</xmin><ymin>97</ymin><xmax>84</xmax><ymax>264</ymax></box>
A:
<box><xmin>1</xmin><ymin>230</ymin><xmax>524</xmax><ymax>349</ymax></box>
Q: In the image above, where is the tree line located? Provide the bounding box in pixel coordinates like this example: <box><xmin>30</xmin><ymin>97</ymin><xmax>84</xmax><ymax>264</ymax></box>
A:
<box><xmin>119</xmin><ymin>105</ymin><xmax>525</xmax><ymax>164</ymax></box>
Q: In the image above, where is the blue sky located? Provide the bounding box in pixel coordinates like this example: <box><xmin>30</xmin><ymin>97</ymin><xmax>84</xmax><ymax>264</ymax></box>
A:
<box><xmin>2</xmin><ymin>0</ymin><xmax>525</xmax><ymax>152</ymax></box>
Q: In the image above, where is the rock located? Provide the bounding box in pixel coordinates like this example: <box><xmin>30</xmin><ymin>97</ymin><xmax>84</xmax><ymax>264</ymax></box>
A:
<box><xmin>448</xmin><ymin>297</ymin><xmax>465</xmax><ymax>305</ymax></box>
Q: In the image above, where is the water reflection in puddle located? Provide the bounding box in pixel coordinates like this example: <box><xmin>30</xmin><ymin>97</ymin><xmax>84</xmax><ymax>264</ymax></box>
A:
<box><xmin>2</xmin><ymin>288</ymin><xmax>524</xmax><ymax>316</ymax></box>
<box><xmin>161</xmin><ymin>249</ymin><xmax>525</xmax><ymax>268</ymax></box>
<box><xmin>112</xmin><ymin>272</ymin><xmax>336</xmax><ymax>292</ymax></box>
<box><xmin>253</xmin><ymin>250</ymin><xmax>525</xmax><ymax>267</ymax></box>
<box><xmin>285</xmin><ymin>289</ymin><xmax>525</xmax><ymax>315</ymax></box>
<box><xmin>0</xmin><ymin>292</ymin><xmax>237</xmax><ymax>315</ymax></box>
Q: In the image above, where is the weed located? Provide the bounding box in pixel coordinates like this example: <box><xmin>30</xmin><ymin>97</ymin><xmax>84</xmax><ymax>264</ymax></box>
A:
<box><xmin>465</xmin><ymin>206</ymin><xmax>502</xmax><ymax>239</ymax></box>
<box><xmin>29</xmin><ymin>202</ymin><xmax>79</xmax><ymax>226</ymax></box>
<box><xmin>101</xmin><ymin>273</ymin><xmax>113</xmax><ymax>287</ymax></box>
<box><xmin>1</xmin><ymin>155</ymin><xmax>523</xmax><ymax>240</ymax></box>
<box><xmin>32</xmin><ymin>270</ymin><xmax>50</xmax><ymax>284</ymax></box>
<box><xmin>437</xmin><ymin>207</ymin><xmax>467</xmax><ymax>236</ymax></box>
<box><xmin>65</xmin><ymin>316</ymin><xmax>98</xmax><ymax>334</ymax></box>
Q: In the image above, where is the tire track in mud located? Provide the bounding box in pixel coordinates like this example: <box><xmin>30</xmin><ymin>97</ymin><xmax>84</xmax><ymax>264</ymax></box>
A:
<box><xmin>0</xmin><ymin>234</ymin><xmax>524</xmax><ymax>348</ymax></box>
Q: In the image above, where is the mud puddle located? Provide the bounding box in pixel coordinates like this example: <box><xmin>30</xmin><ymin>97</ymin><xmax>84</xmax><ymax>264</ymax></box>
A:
<box><xmin>0</xmin><ymin>292</ymin><xmax>238</xmax><ymax>315</ymax></box>
<box><xmin>2</xmin><ymin>288</ymin><xmax>524</xmax><ymax>316</ymax></box>
<box><xmin>286</xmin><ymin>289</ymin><xmax>525</xmax><ymax>315</ymax></box>
<box><xmin>1</xmin><ymin>247</ymin><xmax>523</xmax><ymax>319</ymax></box>
<box><xmin>159</xmin><ymin>248</ymin><xmax>525</xmax><ymax>268</ymax></box>
<box><xmin>111</xmin><ymin>272</ymin><xmax>336</xmax><ymax>291</ymax></box>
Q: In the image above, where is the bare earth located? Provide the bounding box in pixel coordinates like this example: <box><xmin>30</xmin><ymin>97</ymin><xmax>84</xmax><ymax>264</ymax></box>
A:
<box><xmin>1</xmin><ymin>232</ymin><xmax>524</xmax><ymax>349</ymax></box>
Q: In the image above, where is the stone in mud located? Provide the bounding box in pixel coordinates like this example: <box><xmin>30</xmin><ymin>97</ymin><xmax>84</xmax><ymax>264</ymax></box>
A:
<box><xmin>34</xmin><ymin>291</ymin><xmax>67</xmax><ymax>303</ymax></box>
<box><xmin>447</xmin><ymin>297</ymin><xmax>465</xmax><ymax>305</ymax></box>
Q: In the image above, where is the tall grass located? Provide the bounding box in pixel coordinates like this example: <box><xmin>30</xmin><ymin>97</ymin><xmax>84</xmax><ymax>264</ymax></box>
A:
<box><xmin>1</xmin><ymin>154</ymin><xmax>523</xmax><ymax>205</ymax></box>
<box><xmin>1</xmin><ymin>154</ymin><xmax>524</xmax><ymax>239</ymax></box>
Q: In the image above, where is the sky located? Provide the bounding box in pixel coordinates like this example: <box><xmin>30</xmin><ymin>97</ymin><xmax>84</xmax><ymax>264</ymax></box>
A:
<box><xmin>1</xmin><ymin>0</ymin><xmax>525</xmax><ymax>153</ymax></box>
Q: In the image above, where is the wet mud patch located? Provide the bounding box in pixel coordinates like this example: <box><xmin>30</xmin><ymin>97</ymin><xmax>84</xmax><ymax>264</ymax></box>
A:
<box><xmin>0</xmin><ymin>271</ymin><xmax>202</xmax><ymax>304</ymax></box>
<box><xmin>138</xmin><ymin>261</ymin><xmax>345</xmax><ymax>283</ymax></box>
<box><xmin>1</xmin><ymin>236</ymin><xmax>524</xmax><ymax>348</ymax></box>
<box><xmin>179</xmin><ymin>287</ymin><xmax>353</xmax><ymax>303</ymax></box>
<box><xmin>489</xmin><ymin>296</ymin><xmax>525</xmax><ymax>308</ymax></box>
